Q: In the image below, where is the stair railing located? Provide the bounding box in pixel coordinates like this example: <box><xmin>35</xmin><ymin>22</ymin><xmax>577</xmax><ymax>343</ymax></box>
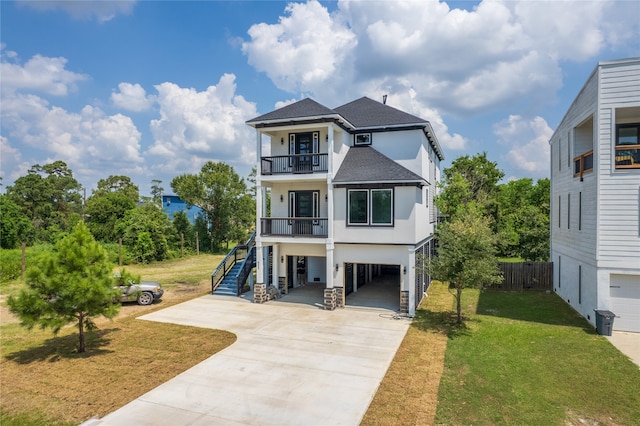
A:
<box><xmin>211</xmin><ymin>231</ymin><xmax>256</xmax><ymax>294</ymax></box>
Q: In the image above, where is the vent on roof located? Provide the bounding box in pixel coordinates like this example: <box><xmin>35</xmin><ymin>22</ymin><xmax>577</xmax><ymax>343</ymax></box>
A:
<box><xmin>383</xmin><ymin>94</ymin><xmax>387</xmax><ymax>104</ymax></box>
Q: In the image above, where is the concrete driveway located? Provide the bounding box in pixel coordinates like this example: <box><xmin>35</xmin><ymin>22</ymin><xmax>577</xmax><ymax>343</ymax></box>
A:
<box><xmin>97</xmin><ymin>293</ymin><xmax>411</xmax><ymax>425</ymax></box>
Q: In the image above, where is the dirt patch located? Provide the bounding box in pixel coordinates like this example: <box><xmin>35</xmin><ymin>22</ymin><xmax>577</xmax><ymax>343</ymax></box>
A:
<box><xmin>0</xmin><ymin>295</ymin><xmax>19</xmax><ymax>325</ymax></box>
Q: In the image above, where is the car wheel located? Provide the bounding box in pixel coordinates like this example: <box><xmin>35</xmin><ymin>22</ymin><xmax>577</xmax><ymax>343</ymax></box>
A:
<box><xmin>137</xmin><ymin>292</ymin><xmax>154</xmax><ymax>306</ymax></box>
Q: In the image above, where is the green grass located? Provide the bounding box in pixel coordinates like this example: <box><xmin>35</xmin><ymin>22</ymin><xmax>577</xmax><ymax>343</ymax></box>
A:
<box><xmin>434</xmin><ymin>287</ymin><xmax>640</xmax><ymax>425</ymax></box>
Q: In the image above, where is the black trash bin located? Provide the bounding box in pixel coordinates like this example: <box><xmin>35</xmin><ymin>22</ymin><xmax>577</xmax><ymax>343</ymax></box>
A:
<box><xmin>594</xmin><ymin>310</ymin><xmax>616</xmax><ymax>336</ymax></box>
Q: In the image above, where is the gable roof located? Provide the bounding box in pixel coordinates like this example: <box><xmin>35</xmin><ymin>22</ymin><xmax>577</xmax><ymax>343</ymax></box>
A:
<box><xmin>333</xmin><ymin>146</ymin><xmax>426</xmax><ymax>186</ymax></box>
<box><xmin>333</xmin><ymin>97</ymin><xmax>428</xmax><ymax>129</ymax></box>
<box><xmin>246</xmin><ymin>98</ymin><xmax>337</xmax><ymax>124</ymax></box>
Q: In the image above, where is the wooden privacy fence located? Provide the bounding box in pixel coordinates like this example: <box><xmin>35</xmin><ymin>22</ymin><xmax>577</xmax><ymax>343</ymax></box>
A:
<box><xmin>487</xmin><ymin>262</ymin><xmax>554</xmax><ymax>291</ymax></box>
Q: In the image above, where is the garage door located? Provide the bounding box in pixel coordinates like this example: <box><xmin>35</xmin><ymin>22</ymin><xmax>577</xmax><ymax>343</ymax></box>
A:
<box><xmin>610</xmin><ymin>274</ymin><xmax>640</xmax><ymax>332</ymax></box>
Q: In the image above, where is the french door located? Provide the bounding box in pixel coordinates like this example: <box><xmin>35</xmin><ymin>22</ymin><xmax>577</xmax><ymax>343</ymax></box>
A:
<box><xmin>289</xmin><ymin>191</ymin><xmax>319</xmax><ymax>235</ymax></box>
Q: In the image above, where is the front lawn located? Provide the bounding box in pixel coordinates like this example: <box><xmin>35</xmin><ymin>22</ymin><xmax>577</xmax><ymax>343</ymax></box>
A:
<box><xmin>366</xmin><ymin>282</ymin><xmax>640</xmax><ymax>425</ymax></box>
<box><xmin>436</xmin><ymin>288</ymin><xmax>640</xmax><ymax>425</ymax></box>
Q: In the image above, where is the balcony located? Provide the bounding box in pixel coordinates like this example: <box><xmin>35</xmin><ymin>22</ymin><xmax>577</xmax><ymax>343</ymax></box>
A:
<box><xmin>261</xmin><ymin>154</ymin><xmax>328</xmax><ymax>175</ymax></box>
<box><xmin>261</xmin><ymin>217</ymin><xmax>328</xmax><ymax>238</ymax></box>
<box><xmin>573</xmin><ymin>150</ymin><xmax>593</xmax><ymax>179</ymax></box>
<box><xmin>615</xmin><ymin>145</ymin><xmax>640</xmax><ymax>169</ymax></box>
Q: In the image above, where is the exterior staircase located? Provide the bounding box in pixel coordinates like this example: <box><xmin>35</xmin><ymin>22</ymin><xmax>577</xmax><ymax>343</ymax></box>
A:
<box><xmin>214</xmin><ymin>263</ymin><xmax>243</xmax><ymax>296</ymax></box>
<box><xmin>211</xmin><ymin>232</ymin><xmax>256</xmax><ymax>296</ymax></box>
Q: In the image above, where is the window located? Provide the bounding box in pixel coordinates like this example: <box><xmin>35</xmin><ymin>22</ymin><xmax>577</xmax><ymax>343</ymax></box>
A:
<box><xmin>347</xmin><ymin>188</ymin><xmax>393</xmax><ymax>226</ymax></box>
<box><xmin>558</xmin><ymin>195</ymin><xmax>561</xmax><ymax>228</ymax></box>
<box><xmin>567</xmin><ymin>193</ymin><xmax>571</xmax><ymax>230</ymax></box>
<box><xmin>579</xmin><ymin>192</ymin><xmax>582</xmax><ymax>231</ymax></box>
<box><xmin>348</xmin><ymin>190</ymin><xmax>368</xmax><ymax>224</ymax></box>
<box><xmin>615</xmin><ymin>123</ymin><xmax>640</xmax><ymax>169</ymax></box>
<box><xmin>371</xmin><ymin>189</ymin><xmax>392</xmax><ymax>224</ymax></box>
<box><xmin>354</xmin><ymin>133</ymin><xmax>372</xmax><ymax>146</ymax></box>
<box><xmin>578</xmin><ymin>265</ymin><xmax>582</xmax><ymax>304</ymax></box>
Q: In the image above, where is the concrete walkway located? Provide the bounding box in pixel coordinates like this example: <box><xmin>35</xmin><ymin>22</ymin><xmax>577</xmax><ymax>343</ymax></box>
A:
<box><xmin>606</xmin><ymin>331</ymin><xmax>640</xmax><ymax>367</ymax></box>
<box><xmin>97</xmin><ymin>293</ymin><xmax>411</xmax><ymax>425</ymax></box>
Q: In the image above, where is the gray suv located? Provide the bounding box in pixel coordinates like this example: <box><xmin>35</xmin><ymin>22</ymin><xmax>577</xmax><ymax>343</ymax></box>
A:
<box><xmin>117</xmin><ymin>281</ymin><xmax>164</xmax><ymax>305</ymax></box>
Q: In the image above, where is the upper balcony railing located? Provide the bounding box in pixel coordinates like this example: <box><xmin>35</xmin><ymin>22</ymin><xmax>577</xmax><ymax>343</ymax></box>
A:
<box><xmin>615</xmin><ymin>145</ymin><xmax>640</xmax><ymax>169</ymax></box>
<box><xmin>261</xmin><ymin>154</ymin><xmax>328</xmax><ymax>175</ymax></box>
<box><xmin>573</xmin><ymin>150</ymin><xmax>593</xmax><ymax>180</ymax></box>
<box><xmin>261</xmin><ymin>217</ymin><xmax>328</xmax><ymax>238</ymax></box>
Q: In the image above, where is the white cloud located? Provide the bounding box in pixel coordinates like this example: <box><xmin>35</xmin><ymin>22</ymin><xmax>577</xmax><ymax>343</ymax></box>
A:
<box><xmin>1</xmin><ymin>51</ymin><xmax>88</xmax><ymax>96</ymax></box>
<box><xmin>1</xmin><ymin>92</ymin><xmax>144</xmax><ymax>185</ymax></box>
<box><xmin>0</xmin><ymin>135</ymin><xmax>22</xmax><ymax>182</ymax></box>
<box><xmin>242</xmin><ymin>0</ymin><xmax>639</xmax><ymax>115</ymax></box>
<box><xmin>148</xmin><ymin>74</ymin><xmax>259</xmax><ymax>177</ymax></box>
<box><xmin>17</xmin><ymin>0</ymin><xmax>136</xmax><ymax>22</ymax></box>
<box><xmin>111</xmin><ymin>82</ymin><xmax>156</xmax><ymax>112</ymax></box>
<box><xmin>242</xmin><ymin>0</ymin><xmax>357</xmax><ymax>94</ymax></box>
<box><xmin>494</xmin><ymin>115</ymin><xmax>552</xmax><ymax>177</ymax></box>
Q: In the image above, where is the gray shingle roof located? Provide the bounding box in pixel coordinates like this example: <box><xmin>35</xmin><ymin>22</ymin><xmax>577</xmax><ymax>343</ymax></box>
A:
<box><xmin>333</xmin><ymin>146</ymin><xmax>425</xmax><ymax>184</ymax></box>
<box><xmin>246</xmin><ymin>98</ymin><xmax>336</xmax><ymax>123</ymax></box>
<box><xmin>333</xmin><ymin>97</ymin><xmax>427</xmax><ymax>128</ymax></box>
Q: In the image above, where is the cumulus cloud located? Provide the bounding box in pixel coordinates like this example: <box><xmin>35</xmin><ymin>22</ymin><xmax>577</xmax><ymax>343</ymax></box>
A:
<box><xmin>494</xmin><ymin>115</ymin><xmax>552</xmax><ymax>177</ymax></box>
<box><xmin>242</xmin><ymin>0</ymin><xmax>639</xmax><ymax>115</ymax></box>
<box><xmin>17</xmin><ymin>0</ymin><xmax>136</xmax><ymax>22</ymax></box>
<box><xmin>111</xmin><ymin>82</ymin><xmax>156</xmax><ymax>112</ymax></box>
<box><xmin>242</xmin><ymin>0</ymin><xmax>357</xmax><ymax>94</ymax></box>
<box><xmin>1</xmin><ymin>92</ymin><xmax>144</xmax><ymax>184</ymax></box>
<box><xmin>147</xmin><ymin>73</ymin><xmax>259</xmax><ymax>176</ymax></box>
<box><xmin>1</xmin><ymin>50</ymin><xmax>88</xmax><ymax>96</ymax></box>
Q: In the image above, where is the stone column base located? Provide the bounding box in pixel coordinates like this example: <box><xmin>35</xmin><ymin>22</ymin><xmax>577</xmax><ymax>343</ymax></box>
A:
<box><xmin>400</xmin><ymin>290</ymin><xmax>409</xmax><ymax>314</ymax></box>
<box><xmin>324</xmin><ymin>288</ymin><xmax>337</xmax><ymax>310</ymax></box>
<box><xmin>254</xmin><ymin>283</ymin><xmax>267</xmax><ymax>304</ymax></box>
<box><xmin>334</xmin><ymin>286</ymin><xmax>344</xmax><ymax>308</ymax></box>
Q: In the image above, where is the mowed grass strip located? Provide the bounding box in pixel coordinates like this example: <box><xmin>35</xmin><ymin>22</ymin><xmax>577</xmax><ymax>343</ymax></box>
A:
<box><xmin>362</xmin><ymin>281</ymin><xmax>453</xmax><ymax>426</ymax></box>
<box><xmin>435</xmin><ymin>286</ymin><xmax>640</xmax><ymax>426</ymax></box>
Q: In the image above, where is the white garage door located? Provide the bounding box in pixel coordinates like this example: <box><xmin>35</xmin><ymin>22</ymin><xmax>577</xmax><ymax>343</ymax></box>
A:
<box><xmin>609</xmin><ymin>274</ymin><xmax>640</xmax><ymax>332</ymax></box>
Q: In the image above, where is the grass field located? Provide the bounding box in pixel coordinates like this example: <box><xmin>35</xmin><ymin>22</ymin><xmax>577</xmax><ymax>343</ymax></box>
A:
<box><xmin>2</xmin><ymin>258</ymin><xmax>639</xmax><ymax>426</ymax></box>
<box><xmin>366</xmin><ymin>281</ymin><xmax>640</xmax><ymax>426</ymax></box>
<box><xmin>0</xmin><ymin>254</ymin><xmax>234</xmax><ymax>425</ymax></box>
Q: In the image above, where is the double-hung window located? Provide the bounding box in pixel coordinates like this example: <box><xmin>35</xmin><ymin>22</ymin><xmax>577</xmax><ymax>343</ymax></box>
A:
<box><xmin>347</xmin><ymin>188</ymin><xmax>393</xmax><ymax>226</ymax></box>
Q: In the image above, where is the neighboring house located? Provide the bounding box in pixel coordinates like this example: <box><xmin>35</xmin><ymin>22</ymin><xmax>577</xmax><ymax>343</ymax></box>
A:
<box><xmin>162</xmin><ymin>195</ymin><xmax>204</xmax><ymax>224</ymax></box>
<box><xmin>246</xmin><ymin>97</ymin><xmax>444</xmax><ymax>315</ymax></box>
<box><xmin>550</xmin><ymin>57</ymin><xmax>640</xmax><ymax>333</ymax></box>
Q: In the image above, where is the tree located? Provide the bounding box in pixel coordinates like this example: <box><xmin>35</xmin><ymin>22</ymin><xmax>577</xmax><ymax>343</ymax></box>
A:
<box><xmin>7</xmin><ymin>223</ymin><xmax>121</xmax><ymax>353</ymax></box>
<box><xmin>436</xmin><ymin>152</ymin><xmax>504</xmax><ymax>220</ymax></box>
<box><xmin>171</xmin><ymin>162</ymin><xmax>254</xmax><ymax>252</ymax></box>
<box><xmin>496</xmin><ymin>178</ymin><xmax>550</xmax><ymax>260</ymax></box>
<box><xmin>426</xmin><ymin>207</ymin><xmax>502</xmax><ymax>323</ymax></box>
<box><xmin>151</xmin><ymin>179</ymin><xmax>164</xmax><ymax>207</ymax></box>
<box><xmin>0</xmin><ymin>194</ymin><xmax>35</xmax><ymax>248</ymax></box>
<box><xmin>115</xmin><ymin>203</ymin><xmax>176</xmax><ymax>263</ymax></box>
<box><xmin>172</xmin><ymin>211</ymin><xmax>194</xmax><ymax>250</ymax></box>
<box><xmin>6</xmin><ymin>161</ymin><xmax>82</xmax><ymax>243</ymax></box>
<box><xmin>85</xmin><ymin>176</ymin><xmax>139</xmax><ymax>242</ymax></box>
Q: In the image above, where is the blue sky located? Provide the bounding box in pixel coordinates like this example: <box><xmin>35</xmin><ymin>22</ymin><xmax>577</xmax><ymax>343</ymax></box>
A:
<box><xmin>2</xmin><ymin>0</ymin><xmax>639</xmax><ymax>196</ymax></box>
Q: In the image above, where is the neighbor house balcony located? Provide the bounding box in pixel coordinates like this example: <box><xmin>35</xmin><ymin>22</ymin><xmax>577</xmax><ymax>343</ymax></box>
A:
<box><xmin>573</xmin><ymin>150</ymin><xmax>594</xmax><ymax>179</ymax></box>
<box><xmin>260</xmin><ymin>217</ymin><xmax>328</xmax><ymax>238</ymax></box>
<box><xmin>261</xmin><ymin>153</ymin><xmax>328</xmax><ymax>175</ymax></box>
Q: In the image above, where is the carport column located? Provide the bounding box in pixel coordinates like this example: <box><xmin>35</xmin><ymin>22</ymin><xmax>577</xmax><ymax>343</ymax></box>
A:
<box><xmin>272</xmin><ymin>244</ymin><xmax>281</xmax><ymax>292</ymax></box>
<box><xmin>401</xmin><ymin>248</ymin><xmax>417</xmax><ymax>315</ymax></box>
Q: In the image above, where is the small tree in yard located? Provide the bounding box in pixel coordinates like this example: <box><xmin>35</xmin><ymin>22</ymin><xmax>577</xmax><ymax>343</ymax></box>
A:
<box><xmin>8</xmin><ymin>222</ymin><xmax>121</xmax><ymax>353</ymax></box>
<box><xmin>427</xmin><ymin>207</ymin><xmax>502</xmax><ymax>323</ymax></box>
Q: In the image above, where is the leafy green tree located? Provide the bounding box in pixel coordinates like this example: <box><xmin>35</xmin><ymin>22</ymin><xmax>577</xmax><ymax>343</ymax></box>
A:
<box><xmin>426</xmin><ymin>206</ymin><xmax>502</xmax><ymax>323</ymax></box>
<box><xmin>85</xmin><ymin>176</ymin><xmax>139</xmax><ymax>242</ymax></box>
<box><xmin>171</xmin><ymin>162</ymin><xmax>254</xmax><ymax>252</ymax></box>
<box><xmin>7</xmin><ymin>223</ymin><xmax>121</xmax><ymax>353</ymax></box>
<box><xmin>6</xmin><ymin>161</ymin><xmax>82</xmax><ymax>242</ymax></box>
<box><xmin>496</xmin><ymin>178</ymin><xmax>550</xmax><ymax>260</ymax></box>
<box><xmin>436</xmin><ymin>152</ymin><xmax>504</xmax><ymax>220</ymax></box>
<box><xmin>0</xmin><ymin>194</ymin><xmax>35</xmax><ymax>248</ymax></box>
<box><xmin>115</xmin><ymin>203</ymin><xmax>176</xmax><ymax>263</ymax></box>
<box><xmin>172</xmin><ymin>211</ymin><xmax>194</xmax><ymax>249</ymax></box>
<box><xmin>151</xmin><ymin>179</ymin><xmax>164</xmax><ymax>207</ymax></box>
